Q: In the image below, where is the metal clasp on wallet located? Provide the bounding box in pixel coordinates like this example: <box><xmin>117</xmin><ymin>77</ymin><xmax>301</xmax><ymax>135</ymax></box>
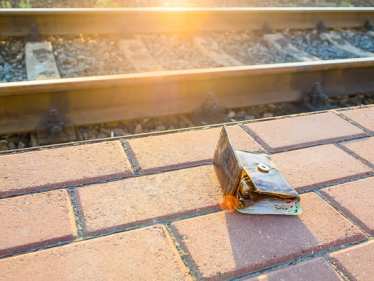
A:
<box><xmin>213</xmin><ymin>126</ymin><xmax>302</xmax><ymax>216</ymax></box>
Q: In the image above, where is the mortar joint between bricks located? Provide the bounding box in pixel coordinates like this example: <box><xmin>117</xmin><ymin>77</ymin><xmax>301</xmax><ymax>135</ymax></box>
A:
<box><xmin>121</xmin><ymin>139</ymin><xmax>142</xmax><ymax>175</ymax></box>
<box><xmin>232</xmin><ymin>238</ymin><xmax>368</xmax><ymax>281</ymax></box>
<box><xmin>315</xmin><ymin>188</ymin><xmax>372</xmax><ymax>238</ymax></box>
<box><xmin>75</xmin><ymin>205</ymin><xmax>221</xmax><ymax>244</ymax></box>
<box><xmin>164</xmin><ymin>224</ymin><xmax>202</xmax><ymax>281</ymax></box>
<box><xmin>238</xmin><ymin>123</ymin><xmax>273</xmax><ymax>154</ymax></box>
<box><xmin>335</xmin><ymin>142</ymin><xmax>374</xmax><ymax>170</ymax></box>
<box><xmin>0</xmin><ymin>240</ymin><xmax>73</xmax><ymax>261</ymax></box>
<box><xmin>67</xmin><ymin>188</ymin><xmax>86</xmax><ymax>239</ymax></box>
<box><xmin>326</xmin><ymin>256</ymin><xmax>356</xmax><ymax>281</ymax></box>
<box><xmin>333</xmin><ymin>110</ymin><xmax>373</xmax><ymax>136</ymax></box>
<box><xmin>321</xmin><ymin>254</ymin><xmax>355</xmax><ymax>281</ymax></box>
<box><xmin>298</xmin><ymin>172</ymin><xmax>374</xmax><ymax>195</ymax></box>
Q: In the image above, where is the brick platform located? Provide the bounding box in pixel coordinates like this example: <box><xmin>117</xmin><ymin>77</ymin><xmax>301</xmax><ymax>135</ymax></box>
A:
<box><xmin>0</xmin><ymin>105</ymin><xmax>373</xmax><ymax>281</ymax></box>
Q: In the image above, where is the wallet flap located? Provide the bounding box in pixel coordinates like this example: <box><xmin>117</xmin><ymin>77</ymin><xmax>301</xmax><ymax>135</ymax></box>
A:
<box><xmin>236</xmin><ymin>150</ymin><xmax>299</xmax><ymax>199</ymax></box>
<box><xmin>213</xmin><ymin>126</ymin><xmax>242</xmax><ymax>195</ymax></box>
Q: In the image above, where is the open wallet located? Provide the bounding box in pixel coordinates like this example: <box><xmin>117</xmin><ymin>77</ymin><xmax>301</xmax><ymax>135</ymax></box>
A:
<box><xmin>213</xmin><ymin>126</ymin><xmax>302</xmax><ymax>216</ymax></box>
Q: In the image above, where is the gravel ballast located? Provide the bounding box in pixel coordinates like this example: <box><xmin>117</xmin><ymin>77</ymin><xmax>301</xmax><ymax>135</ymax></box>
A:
<box><xmin>0</xmin><ymin>38</ymin><xmax>26</xmax><ymax>82</ymax></box>
<box><xmin>50</xmin><ymin>35</ymin><xmax>135</xmax><ymax>78</ymax></box>
<box><xmin>288</xmin><ymin>31</ymin><xmax>357</xmax><ymax>60</ymax></box>
<box><xmin>2</xmin><ymin>29</ymin><xmax>374</xmax><ymax>80</ymax></box>
<box><xmin>0</xmin><ymin>29</ymin><xmax>374</xmax><ymax>82</ymax></box>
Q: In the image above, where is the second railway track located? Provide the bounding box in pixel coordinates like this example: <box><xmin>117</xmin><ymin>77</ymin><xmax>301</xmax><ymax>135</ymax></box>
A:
<box><xmin>1</xmin><ymin>7</ymin><xmax>374</xmax><ymax>148</ymax></box>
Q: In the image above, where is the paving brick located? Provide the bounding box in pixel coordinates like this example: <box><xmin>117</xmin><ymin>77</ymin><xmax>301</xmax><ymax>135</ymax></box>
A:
<box><xmin>343</xmin><ymin>137</ymin><xmax>374</xmax><ymax>166</ymax></box>
<box><xmin>0</xmin><ymin>141</ymin><xmax>132</xmax><ymax>197</ymax></box>
<box><xmin>77</xmin><ymin>165</ymin><xmax>221</xmax><ymax>234</ymax></box>
<box><xmin>246</xmin><ymin>112</ymin><xmax>364</xmax><ymax>151</ymax></box>
<box><xmin>129</xmin><ymin>126</ymin><xmax>260</xmax><ymax>171</ymax></box>
<box><xmin>322</xmin><ymin>177</ymin><xmax>374</xmax><ymax>235</ymax></box>
<box><xmin>0</xmin><ymin>225</ymin><xmax>190</xmax><ymax>281</ymax></box>
<box><xmin>330</xmin><ymin>241</ymin><xmax>374</xmax><ymax>281</ymax></box>
<box><xmin>342</xmin><ymin>106</ymin><xmax>374</xmax><ymax>132</ymax></box>
<box><xmin>272</xmin><ymin>144</ymin><xmax>371</xmax><ymax>192</ymax></box>
<box><xmin>172</xmin><ymin>193</ymin><xmax>365</xmax><ymax>280</ymax></box>
<box><xmin>0</xmin><ymin>190</ymin><xmax>76</xmax><ymax>257</ymax></box>
<box><xmin>244</xmin><ymin>258</ymin><xmax>343</xmax><ymax>281</ymax></box>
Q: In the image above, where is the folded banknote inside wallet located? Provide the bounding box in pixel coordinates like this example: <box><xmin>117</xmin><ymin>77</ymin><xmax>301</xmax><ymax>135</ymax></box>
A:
<box><xmin>213</xmin><ymin>126</ymin><xmax>302</xmax><ymax>215</ymax></box>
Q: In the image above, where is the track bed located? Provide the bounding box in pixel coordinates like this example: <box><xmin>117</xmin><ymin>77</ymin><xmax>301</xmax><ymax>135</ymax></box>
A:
<box><xmin>0</xmin><ymin>8</ymin><xmax>373</xmax><ymax>151</ymax></box>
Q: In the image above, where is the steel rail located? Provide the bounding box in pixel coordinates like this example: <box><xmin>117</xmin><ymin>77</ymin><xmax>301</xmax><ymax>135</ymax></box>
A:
<box><xmin>1</xmin><ymin>57</ymin><xmax>374</xmax><ymax>134</ymax></box>
<box><xmin>1</xmin><ymin>7</ymin><xmax>374</xmax><ymax>35</ymax></box>
<box><xmin>1</xmin><ymin>8</ymin><xmax>374</xmax><ymax>134</ymax></box>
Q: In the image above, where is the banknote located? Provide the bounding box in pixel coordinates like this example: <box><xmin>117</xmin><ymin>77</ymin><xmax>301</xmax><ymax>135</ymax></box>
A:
<box><xmin>237</xmin><ymin>177</ymin><xmax>301</xmax><ymax>215</ymax></box>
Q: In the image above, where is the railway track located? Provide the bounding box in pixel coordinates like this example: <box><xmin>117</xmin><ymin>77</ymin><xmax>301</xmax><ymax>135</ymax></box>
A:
<box><xmin>5</xmin><ymin>0</ymin><xmax>374</xmax><ymax>8</ymax></box>
<box><xmin>1</xmin><ymin>7</ymin><xmax>374</xmax><ymax>149</ymax></box>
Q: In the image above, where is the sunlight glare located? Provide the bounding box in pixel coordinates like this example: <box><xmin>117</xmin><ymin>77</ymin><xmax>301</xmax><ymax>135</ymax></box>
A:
<box><xmin>159</xmin><ymin>0</ymin><xmax>196</xmax><ymax>7</ymax></box>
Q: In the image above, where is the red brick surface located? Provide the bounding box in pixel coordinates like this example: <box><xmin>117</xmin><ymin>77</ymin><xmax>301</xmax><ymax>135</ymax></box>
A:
<box><xmin>343</xmin><ymin>137</ymin><xmax>374</xmax><ymax>166</ymax></box>
<box><xmin>322</xmin><ymin>177</ymin><xmax>374</xmax><ymax>235</ymax></box>
<box><xmin>272</xmin><ymin>144</ymin><xmax>371</xmax><ymax>191</ymax></box>
<box><xmin>244</xmin><ymin>258</ymin><xmax>343</xmax><ymax>281</ymax></box>
<box><xmin>330</xmin><ymin>241</ymin><xmax>374</xmax><ymax>281</ymax></box>
<box><xmin>342</xmin><ymin>106</ymin><xmax>374</xmax><ymax>132</ymax></box>
<box><xmin>173</xmin><ymin>193</ymin><xmax>365</xmax><ymax>280</ymax></box>
<box><xmin>128</xmin><ymin>126</ymin><xmax>260</xmax><ymax>171</ymax></box>
<box><xmin>77</xmin><ymin>165</ymin><xmax>221</xmax><ymax>234</ymax></box>
<box><xmin>0</xmin><ymin>141</ymin><xmax>132</xmax><ymax>197</ymax></box>
<box><xmin>0</xmin><ymin>225</ymin><xmax>190</xmax><ymax>281</ymax></box>
<box><xmin>0</xmin><ymin>190</ymin><xmax>76</xmax><ymax>257</ymax></box>
<box><xmin>1</xmin><ymin>108</ymin><xmax>373</xmax><ymax>280</ymax></box>
<box><xmin>246</xmin><ymin>112</ymin><xmax>364</xmax><ymax>151</ymax></box>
